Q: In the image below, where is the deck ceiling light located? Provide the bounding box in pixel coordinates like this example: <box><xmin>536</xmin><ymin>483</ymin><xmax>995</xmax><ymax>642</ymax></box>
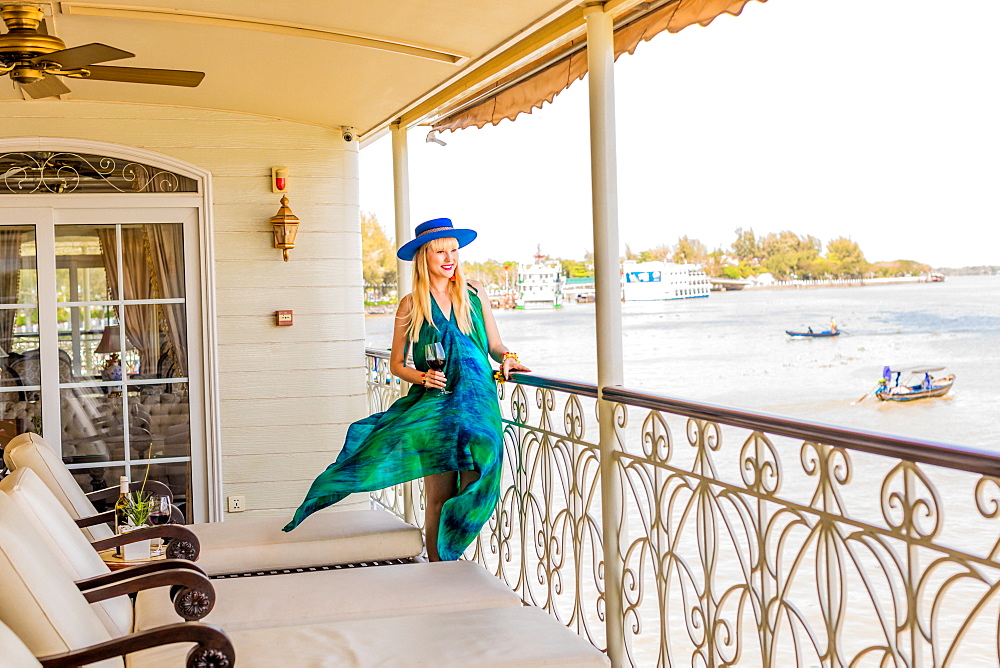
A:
<box><xmin>270</xmin><ymin>195</ymin><xmax>300</xmax><ymax>262</ymax></box>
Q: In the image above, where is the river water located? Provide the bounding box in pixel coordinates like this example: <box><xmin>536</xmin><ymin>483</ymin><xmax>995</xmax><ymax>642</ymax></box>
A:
<box><xmin>366</xmin><ymin>275</ymin><xmax>999</xmax><ymax>451</ymax></box>
<box><xmin>366</xmin><ymin>276</ymin><xmax>999</xmax><ymax>664</ymax></box>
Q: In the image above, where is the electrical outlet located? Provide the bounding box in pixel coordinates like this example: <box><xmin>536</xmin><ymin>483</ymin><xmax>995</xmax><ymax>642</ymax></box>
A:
<box><xmin>227</xmin><ymin>495</ymin><xmax>246</xmax><ymax>513</ymax></box>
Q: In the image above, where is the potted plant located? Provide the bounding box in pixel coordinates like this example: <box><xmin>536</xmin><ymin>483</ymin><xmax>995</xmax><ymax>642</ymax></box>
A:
<box><xmin>117</xmin><ymin>489</ymin><xmax>156</xmax><ymax>560</ymax></box>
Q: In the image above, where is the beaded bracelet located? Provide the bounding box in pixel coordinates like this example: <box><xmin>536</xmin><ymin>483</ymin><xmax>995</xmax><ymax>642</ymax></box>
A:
<box><xmin>493</xmin><ymin>369</ymin><xmax>506</xmax><ymax>383</ymax></box>
<box><xmin>420</xmin><ymin>372</ymin><xmax>427</xmax><ymax>385</ymax></box>
<box><xmin>502</xmin><ymin>351</ymin><xmax>519</xmax><ymax>362</ymax></box>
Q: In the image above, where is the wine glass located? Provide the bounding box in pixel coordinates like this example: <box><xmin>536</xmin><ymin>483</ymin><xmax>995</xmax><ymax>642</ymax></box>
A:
<box><xmin>148</xmin><ymin>495</ymin><xmax>171</xmax><ymax>556</ymax></box>
<box><xmin>423</xmin><ymin>342</ymin><xmax>451</xmax><ymax>396</ymax></box>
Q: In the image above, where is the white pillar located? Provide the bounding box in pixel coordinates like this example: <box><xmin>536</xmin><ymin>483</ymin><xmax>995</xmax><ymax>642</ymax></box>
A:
<box><xmin>391</xmin><ymin>122</ymin><xmax>413</xmax><ymax>298</ymax></box>
<box><xmin>584</xmin><ymin>4</ymin><xmax>625</xmax><ymax>667</ymax></box>
<box><xmin>391</xmin><ymin>121</ymin><xmax>416</xmax><ymax>526</ymax></box>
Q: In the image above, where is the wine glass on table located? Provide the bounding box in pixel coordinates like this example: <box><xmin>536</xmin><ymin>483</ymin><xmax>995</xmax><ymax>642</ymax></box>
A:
<box><xmin>423</xmin><ymin>342</ymin><xmax>451</xmax><ymax>396</ymax></box>
<box><xmin>148</xmin><ymin>495</ymin><xmax>171</xmax><ymax>556</ymax></box>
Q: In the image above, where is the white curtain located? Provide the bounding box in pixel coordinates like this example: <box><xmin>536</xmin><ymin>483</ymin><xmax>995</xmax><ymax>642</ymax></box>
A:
<box><xmin>146</xmin><ymin>224</ymin><xmax>187</xmax><ymax>378</ymax></box>
<box><xmin>97</xmin><ymin>228</ymin><xmax>158</xmax><ymax>374</ymax></box>
<box><xmin>0</xmin><ymin>228</ymin><xmax>23</xmax><ymax>354</ymax></box>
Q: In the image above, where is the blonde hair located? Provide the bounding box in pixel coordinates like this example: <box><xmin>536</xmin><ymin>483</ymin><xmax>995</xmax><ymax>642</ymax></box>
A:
<box><xmin>405</xmin><ymin>236</ymin><xmax>473</xmax><ymax>341</ymax></box>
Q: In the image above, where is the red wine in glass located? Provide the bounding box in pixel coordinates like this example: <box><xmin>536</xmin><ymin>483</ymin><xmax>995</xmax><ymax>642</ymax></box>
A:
<box><xmin>424</xmin><ymin>342</ymin><xmax>451</xmax><ymax>395</ymax></box>
<box><xmin>149</xmin><ymin>496</ymin><xmax>171</xmax><ymax>555</ymax></box>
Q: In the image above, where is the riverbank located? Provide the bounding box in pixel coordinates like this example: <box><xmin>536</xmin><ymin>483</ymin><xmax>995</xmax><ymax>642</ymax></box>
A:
<box><xmin>746</xmin><ymin>275</ymin><xmax>934</xmax><ymax>290</ymax></box>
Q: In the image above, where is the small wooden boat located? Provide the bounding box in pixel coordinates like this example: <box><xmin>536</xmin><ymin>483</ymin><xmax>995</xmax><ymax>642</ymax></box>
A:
<box><xmin>875</xmin><ymin>366</ymin><xmax>955</xmax><ymax>402</ymax></box>
<box><xmin>786</xmin><ymin>329</ymin><xmax>840</xmax><ymax>338</ymax></box>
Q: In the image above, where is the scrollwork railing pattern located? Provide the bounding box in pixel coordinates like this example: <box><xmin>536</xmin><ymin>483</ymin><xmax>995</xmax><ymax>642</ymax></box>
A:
<box><xmin>365</xmin><ymin>350</ymin><xmax>1000</xmax><ymax>666</ymax></box>
<box><xmin>365</xmin><ymin>352</ymin><xmax>409</xmax><ymax>519</ymax></box>
<box><xmin>0</xmin><ymin>151</ymin><xmax>197</xmax><ymax>193</ymax></box>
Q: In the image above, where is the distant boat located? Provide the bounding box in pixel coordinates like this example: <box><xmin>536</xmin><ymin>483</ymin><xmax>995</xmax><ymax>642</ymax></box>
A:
<box><xmin>787</xmin><ymin>318</ymin><xmax>839</xmax><ymax>338</ymax></box>
<box><xmin>786</xmin><ymin>329</ymin><xmax>840</xmax><ymax>338</ymax></box>
<box><xmin>875</xmin><ymin>365</ymin><xmax>955</xmax><ymax>402</ymax></box>
<box><xmin>622</xmin><ymin>260</ymin><xmax>710</xmax><ymax>301</ymax></box>
<box><xmin>516</xmin><ymin>249</ymin><xmax>564</xmax><ymax>309</ymax></box>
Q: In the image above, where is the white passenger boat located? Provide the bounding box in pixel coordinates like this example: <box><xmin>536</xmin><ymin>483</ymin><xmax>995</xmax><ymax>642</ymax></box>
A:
<box><xmin>516</xmin><ymin>252</ymin><xmax>564</xmax><ymax>309</ymax></box>
<box><xmin>622</xmin><ymin>260</ymin><xmax>711</xmax><ymax>301</ymax></box>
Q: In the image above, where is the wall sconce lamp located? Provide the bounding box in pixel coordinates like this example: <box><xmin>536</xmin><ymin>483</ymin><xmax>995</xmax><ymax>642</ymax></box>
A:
<box><xmin>270</xmin><ymin>195</ymin><xmax>300</xmax><ymax>262</ymax></box>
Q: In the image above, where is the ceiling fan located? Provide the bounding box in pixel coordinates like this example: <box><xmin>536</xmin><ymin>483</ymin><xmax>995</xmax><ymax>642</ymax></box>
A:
<box><xmin>0</xmin><ymin>4</ymin><xmax>204</xmax><ymax>99</ymax></box>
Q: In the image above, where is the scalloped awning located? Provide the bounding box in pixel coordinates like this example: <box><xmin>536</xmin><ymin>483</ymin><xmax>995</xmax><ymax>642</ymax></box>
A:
<box><xmin>431</xmin><ymin>0</ymin><xmax>766</xmax><ymax>133</ymax></box>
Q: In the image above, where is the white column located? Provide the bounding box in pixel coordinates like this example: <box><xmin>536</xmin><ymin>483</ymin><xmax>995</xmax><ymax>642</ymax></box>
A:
<box><xmin>391</xmin><ymin>122</ymin><xmax>413</xmax><ymax>298</ymax></box>
<box><xmin>390</xmin><ymin>121</ymin><xmax>416</xmax><ymax>525</ymax></box>
<box><xmin>584</xmin><ymin>4</ymin><xmax>626</xmax><ymax>667</ymax></box>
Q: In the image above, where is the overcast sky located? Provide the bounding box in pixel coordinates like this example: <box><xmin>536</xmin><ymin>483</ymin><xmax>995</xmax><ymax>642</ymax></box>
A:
<box><xmin>360</xmin><ymin>0</ymin><xmax>999</xmax><ymax>269</ymax></box>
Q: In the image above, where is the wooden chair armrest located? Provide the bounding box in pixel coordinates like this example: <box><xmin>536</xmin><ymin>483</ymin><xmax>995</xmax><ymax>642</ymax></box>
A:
<box><xmin>38</xmin><ymin>622</ymin><xmax>234</xmax><ymax>668</ymax></box>
<box><xmin>90</xmin><ymin>524</ymin><xmax>201</xmax><ymax>561</ymax></box>
<box><xmin>86</xmin><ymin>480</ymin><xmax>173</xmax><ymax>504</ymax></box>
<box><xmin>75</xmin><ymin>509</ymin><xmax>114</xmax><ymax>528</ymax></box>
<box><xmin>76</xmin><ymin>559</ymin><xmax>206</xmax><ymax>591</ymax></box>
<box><xmin>81</xmin><ymin>569</ymin><xmax>215</xmax><ymax>621</ymax></box>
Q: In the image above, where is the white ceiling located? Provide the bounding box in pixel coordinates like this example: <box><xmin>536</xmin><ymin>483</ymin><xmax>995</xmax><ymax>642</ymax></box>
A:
<box><xmin>0</xmin><ymin>1</ymin><xmax>582</xmax><ymax>135</ymax></box>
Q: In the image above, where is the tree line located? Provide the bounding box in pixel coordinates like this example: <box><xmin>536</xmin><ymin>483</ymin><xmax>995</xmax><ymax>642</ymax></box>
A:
<box><xmin>362</xmin><ymin>214</ymin><xmax>931</xmax><ymax>292</ymax></box>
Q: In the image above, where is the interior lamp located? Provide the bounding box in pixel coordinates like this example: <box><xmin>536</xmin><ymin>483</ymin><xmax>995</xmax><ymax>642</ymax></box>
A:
<box><xmin>95</xmin><ymin>325</ymin><xmax>133</xmax><ymax>380</ymax></box>
<box><xmin>270</xmin><ymin>195</ymin><xmax>300</xmax><ymax>262</ymax></box>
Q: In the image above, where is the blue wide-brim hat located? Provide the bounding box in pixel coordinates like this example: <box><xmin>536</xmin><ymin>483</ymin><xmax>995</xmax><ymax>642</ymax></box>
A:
<box><xmin>396</xmin><ymin>217</ymin><xmax>477</xmax><ymax>261</ymax></box>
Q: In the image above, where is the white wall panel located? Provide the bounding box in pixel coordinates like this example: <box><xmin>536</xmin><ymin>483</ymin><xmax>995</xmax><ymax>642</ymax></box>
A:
<box><xmin>214</xmin><ymin>231</ymin><xmax>360</xmax><ymax>260</ymax></box>
<box><xmin>222</xmin><ymin>423</ymin><xmax>350</xmax><ymax>456</ymax></box>
<box><xmin>220</xmin><ymin>394</ymin><xmax>366</xmax><ymax>427</ymax></box>
<box><xmin>218</xmin><ymin>314</ymin><xmax>363</xmax><ymax>345</ymax></box>
<box><xmin>0</xmin><ymin>101</ymin><xmax>368</xmax><ymax>520</ymax></box>
<box><xmin>215</xmin><ymin>286</ymin><xmax>362</xmax><ymax>316</ymax></box>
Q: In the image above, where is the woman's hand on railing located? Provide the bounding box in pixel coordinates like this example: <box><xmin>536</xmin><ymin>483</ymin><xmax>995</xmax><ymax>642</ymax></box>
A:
<box><xmin>501</xmin><ymin>357</ymin><xmax>531</xmax><ymax>380</ymax></box>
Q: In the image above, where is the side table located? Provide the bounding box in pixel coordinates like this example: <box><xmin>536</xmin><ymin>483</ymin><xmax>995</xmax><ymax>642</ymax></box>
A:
<box><xmin>99</xmin><ymin>547</ymin><xmax>166</xmax><ymax>571</ymax></box>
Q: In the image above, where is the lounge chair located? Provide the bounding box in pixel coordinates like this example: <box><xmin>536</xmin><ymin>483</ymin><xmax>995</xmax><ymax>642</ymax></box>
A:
<box><xmin>4</xmin><ymin>432</ymin><xmax>423</xmax><ymax>575</ymax></box>
<box><xmin>0</xmin><ymin>616</ymin><xmax>233</xmax><ymax>668</ymax></box>
<box><xmin>0</xmin><ymin>473</ymin><xmax>609</xmax><ymax>666</ymax></box>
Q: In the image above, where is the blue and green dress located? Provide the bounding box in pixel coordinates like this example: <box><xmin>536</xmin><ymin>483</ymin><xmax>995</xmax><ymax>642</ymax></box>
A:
<box><xmin>283</xmin><ymin>286</ymin><xmax>503</xmax><ymax>561</ymax></box>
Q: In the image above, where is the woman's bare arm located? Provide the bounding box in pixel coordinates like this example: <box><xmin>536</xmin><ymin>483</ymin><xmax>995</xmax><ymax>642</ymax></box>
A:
<box><xmin>388</xmin><ymin>294</ymin><xmax>446</xmax><ymax>389</ymax></box>
<box><xmin>469</xmin><ymin>279</ymin><xmax>531</xmax><ymax>379</ymax></box>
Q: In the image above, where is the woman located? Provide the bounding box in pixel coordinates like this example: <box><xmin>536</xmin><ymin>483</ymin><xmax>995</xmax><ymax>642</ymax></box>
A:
<box><xmin>284</xmin><ymin>217</ymin><xmax>530</xmax><ymax>561</ymax></box>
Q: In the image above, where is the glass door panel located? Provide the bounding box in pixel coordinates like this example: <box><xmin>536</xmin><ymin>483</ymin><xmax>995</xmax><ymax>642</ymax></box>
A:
<box><xmin>0</xmin><ymin>227</ymin><xmax>41</xmax><ymax>466</ymax></box>
<box><xmin>54</xmin><ymin>221</ymin><xmax>191</xmax><ymax>514</ymax></box>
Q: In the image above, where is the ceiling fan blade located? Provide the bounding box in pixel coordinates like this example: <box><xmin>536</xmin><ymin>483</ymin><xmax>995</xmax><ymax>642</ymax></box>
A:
<box><xmin>20</xmin><ymin>76</ymin><xmax>72</xmax><ymax>99</ymax></box>
<box><xmin>81</xmin><ymin>65</ymin><xmax>204</xmax><ymax>87</ymax></box>
<box><xmin>32</xmin><ymin>44</ymin><xmax>134</xmax><ymax>70</ymax></box>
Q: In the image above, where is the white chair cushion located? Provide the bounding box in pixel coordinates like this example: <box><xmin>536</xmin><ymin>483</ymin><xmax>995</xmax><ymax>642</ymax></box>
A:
<box><xmin>0</xmin><ymin>493</ymin><xmax>121</xmax><ymax>667</ymax></box>
<box><xmin>3</xmin><ymin>432</ymin><xmax>113</xmax><ymax>541</ymax></box>
<box><xmin>188</xmin><ymin>510</ymin><xmax>423</xmax><ymax>576</ymax></box>
<box><xmin>128</xmin><ymin>606</ymin><xmax>608</xmax><ymax>668</ymax></box>
<box><xmin>134</xmin><ymin>560</ymin><xmax>521</xmax><ymax>631</ymax></box>
<box><xmin>0</xmin><ymin>620</ymin><xmax>43</xmax><ymax>667</ymax></box>
<box><xmin>6</xmin><ymin>433</ymin><xmax>425</xmax><ymax>573</ymax></box>
<box><xmin>0</xmin><ymin>468</ymin><xmax>134</xmax><ymax>638</ymax></box>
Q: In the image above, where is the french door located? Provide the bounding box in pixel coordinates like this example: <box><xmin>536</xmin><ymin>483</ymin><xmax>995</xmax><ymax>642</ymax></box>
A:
<box><xmin>0</xmin><ymin>202</ymin><xmax>206</xmax><ymax>520</ymax></box>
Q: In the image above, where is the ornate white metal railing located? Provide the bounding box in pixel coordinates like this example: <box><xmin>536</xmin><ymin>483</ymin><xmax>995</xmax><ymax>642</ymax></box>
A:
<box><xmin>366</xmin><ymin>349</ymin><xmax>1000</xmax><ymax>667</ymax></box>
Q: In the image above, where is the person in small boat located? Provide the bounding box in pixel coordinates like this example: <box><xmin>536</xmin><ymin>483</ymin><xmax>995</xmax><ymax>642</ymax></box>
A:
<box><xmin>284</xmin><ymin>218</ymin><xmax>531</xmax><ymax>561</ymax></box>
<box><xmin>923</xmin><ymin>372</ymin><xmax>932</xmax><ymax>390</ymax></box>
<box><xmin>807</xmin><ymin>327</ymin><xmax>813</xmax><ymax>334</ymax></box>
<box><xmin>830</xmin><ymin>317</ymin><xmax>837</xmax><ymax>334</ymax></box>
